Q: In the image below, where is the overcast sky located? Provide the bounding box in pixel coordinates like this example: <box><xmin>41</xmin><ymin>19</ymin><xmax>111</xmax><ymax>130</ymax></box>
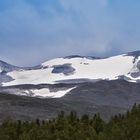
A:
<box><xmin>0</xmin><ymin>0</ymin><xmax>140</xmax><ymax>66</ymax></box>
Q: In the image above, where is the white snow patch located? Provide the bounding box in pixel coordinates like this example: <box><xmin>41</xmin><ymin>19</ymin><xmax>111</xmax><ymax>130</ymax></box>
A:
<box><xmin>31</xmin><ymin>87</ymin><xmax>76</xmax><ymax>98</ymax></box>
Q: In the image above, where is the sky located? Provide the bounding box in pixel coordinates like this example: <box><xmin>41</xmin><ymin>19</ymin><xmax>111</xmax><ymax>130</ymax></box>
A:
<box><xmin>0</xmin><ymin>0</ymin><xmax>140</xmax><ymax>66</ymax></box>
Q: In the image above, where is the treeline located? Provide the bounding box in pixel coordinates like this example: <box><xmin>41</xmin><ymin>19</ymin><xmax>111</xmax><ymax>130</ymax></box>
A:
<box><xmin>0</xmin><ymin>104</ymin><xmax>140</xmax><ymax>140</ymax></box>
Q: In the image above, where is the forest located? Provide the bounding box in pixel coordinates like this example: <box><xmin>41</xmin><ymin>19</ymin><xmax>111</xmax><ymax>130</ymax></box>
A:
<box><xmin>0</xmin><ymin>104</ymin><xmax>140</xmax><ymax>140</ymax></box>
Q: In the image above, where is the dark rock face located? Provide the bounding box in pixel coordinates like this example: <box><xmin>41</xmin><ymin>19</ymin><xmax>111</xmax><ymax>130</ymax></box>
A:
<box><xmin>0</xmin><ymin>61</ymin><xmax>20</xmax><ymax>85</ymax></box>
<box><xmin>126</xmin><ymin>51</ymin><xmax>140</xmax><ymax>63</ymax></box>
<box><xmin>52</xmin><ymin>64</ymin><xmax>75</xmax><ymax>75</ymax></box>
<box><xmin>0</xmin><ymin>71</ymin><xmax>15</xmax><ymax>86</ymax></box>
<box><xmin>0</xmin><ymin>74</ymin><xmax>14</xmax><ymax>85</ymax></box>
<box><xmin>131</xmin><ymin>72</ymin><xmax>140</xmax><ymax>78</ymax></box>
<box><xmin>137</xmin><ymin>60</ymin><xmax>140</xmax><ymax>69</ymax></box>
<box><xmin>126</xmin><ymin>50</ymin><xmax>140</xmax><ymax>57</ymax></box>
<box><xmin>64</xmin><ymin>55</ymin><xmax>85</xmax><ymax>59</ymax></box>
<box><xmin>0</xmin><ymin>80</ymin><xmax>140</xmax><ymax>121</ymax></box>
<box><xmin>130</xmin><ymin>60</ymin><xmax>140</xmax><ymax>78</ymax></box>
<box><xmin>64</xmin><ymin>55</ymin><xmax>101</xmax><ymax>60</ymax></box>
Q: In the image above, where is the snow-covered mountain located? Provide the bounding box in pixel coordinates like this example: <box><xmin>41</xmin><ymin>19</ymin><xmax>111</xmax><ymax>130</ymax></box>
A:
<box><xmin>2</xmin><ymin>51</ymin><xmax>140</xmax><ymax>85</ymax></box>
<box><xmin>0</xmin><ymin>51</ymin><xmax>140</xmax><ymax>98</ymax></box>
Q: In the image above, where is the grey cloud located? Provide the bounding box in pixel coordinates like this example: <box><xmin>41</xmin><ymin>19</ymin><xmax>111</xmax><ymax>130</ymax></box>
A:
<box><xmin>0</xmin><ymin>0</ymin><xmax>139</xmax><ymax>66</ymax></box>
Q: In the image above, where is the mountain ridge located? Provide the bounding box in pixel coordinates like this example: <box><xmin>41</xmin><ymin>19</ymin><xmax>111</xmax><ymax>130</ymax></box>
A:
<box><xmin>1</xmin><ymin>50</ymin><xmax>140</xmax><ymax>68</ymax></box>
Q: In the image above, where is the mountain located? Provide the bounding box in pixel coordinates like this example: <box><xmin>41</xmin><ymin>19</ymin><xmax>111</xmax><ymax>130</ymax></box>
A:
<box><xmin>0</xmin><ymin>79</ymin><xmax>140</xmax><ymax>121</ymax></box>
<box><xmin>0</xmin><ymin>50</ymin><xmax>140</xmax><ymax>98</ymax></box>
<box><xmin>0</xmin><ymin>51</ymin><xmax>140</xmax><ymax>121</ymax></box>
